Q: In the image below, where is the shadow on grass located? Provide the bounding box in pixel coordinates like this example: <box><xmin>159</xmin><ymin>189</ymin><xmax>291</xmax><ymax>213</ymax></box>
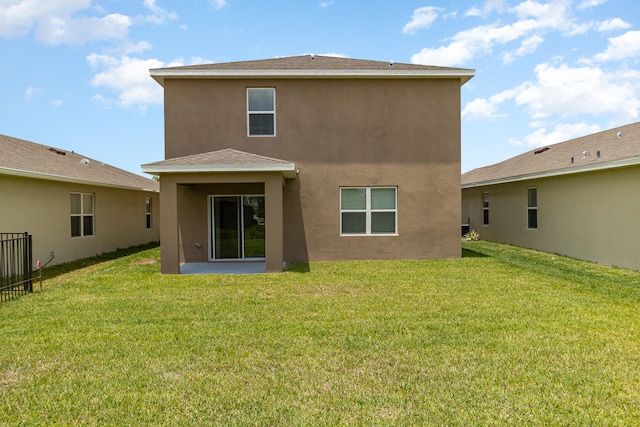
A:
<box><xmin>284</xmin><ymin>262</ymin><xmax>311</xmax><ymax>273</ymax></box>
<box><xmin>462</xmin><ymin>247</ymin><xmax>489</xmax><ymax>258</ymax></box>
<box><xmin>40</xmin><ymin>241</ymin><xmax>160</xmax><ymax>281</ymax></box>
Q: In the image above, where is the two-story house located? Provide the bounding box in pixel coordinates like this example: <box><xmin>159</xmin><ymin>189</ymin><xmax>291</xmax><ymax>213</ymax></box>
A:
<box><xmin>142</xmin><ymin>55</ymin><xmax>474</xmax><ymax>273</ymax></box>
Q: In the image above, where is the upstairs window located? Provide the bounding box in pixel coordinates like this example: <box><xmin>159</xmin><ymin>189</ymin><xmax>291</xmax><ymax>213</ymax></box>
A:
<box><xmin>71</xmin><ymin>193</ymin><xmax>94</xmax><ymax>237</ymax></box>
<box><xmin>527</xmin><ymin>187</ymin><xmax>537</xmax><ymax>229</ymax></box>
<box><xmin>482</xmin><ymin>192</ymin><xmax>489</xmax><ymax>225</ymax></box>
<box><xmin>247</xmin><ymin>88</ymin><xmax>275</xmax><ymax>136</ymax></box>
<box><xmin>340</xmin><ymin>187</ymin><xmax>397</xmax><ymax>235</ymax></box>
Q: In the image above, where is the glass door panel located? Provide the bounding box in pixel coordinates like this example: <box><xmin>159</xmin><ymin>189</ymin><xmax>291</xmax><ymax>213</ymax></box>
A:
<box><xmin>213</xmin><ymin>197</ymin><xmax>240</xmax><ymax>259</ymax></box>
<box><xmin>243</xmin><ymin>196</ymin><xmax>265</xmax><ymax>258</ymax></box>
<box><xmin>211</xmin><ymin>195</ymin><xmax>265</xmax><ymax>260</ymax></box>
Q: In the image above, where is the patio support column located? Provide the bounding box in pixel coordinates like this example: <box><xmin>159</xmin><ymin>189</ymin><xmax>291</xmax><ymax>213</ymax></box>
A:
<box><xmin>159</xmin><ymin>175</ymin><xmax>180</xmax><ymax>274</ymax></box>
<box><xmin>265</xmin><ymin>174</ymin><xmax>284</xmax><ymax>272</ymax></box>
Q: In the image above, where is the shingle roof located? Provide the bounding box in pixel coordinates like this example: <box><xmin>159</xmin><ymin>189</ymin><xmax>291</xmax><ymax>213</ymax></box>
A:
<box><xmin>462</xmin><ymin>121</ymin><xmax>640</xmax><ymax>187</ymax></box>
<box><xmin>0</xmin><ymin>134</ymin><xmax>159</xmax><ymax>191</ymax></box>
<box><xmin>141</xmin><ymin>148</ymin><xmax>296</xmax><ymax>178</ymax></box>
<box><xmin>150</xmin><ymin>55</ymin><xmax>475</xmax><ymax>85</ymax></box>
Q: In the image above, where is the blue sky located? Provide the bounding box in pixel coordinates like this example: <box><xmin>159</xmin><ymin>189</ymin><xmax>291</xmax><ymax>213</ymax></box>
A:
<box><xmin>1</xmin><ymin>0</ymin><xmax>639</xmax><ymax>175</ymax></box>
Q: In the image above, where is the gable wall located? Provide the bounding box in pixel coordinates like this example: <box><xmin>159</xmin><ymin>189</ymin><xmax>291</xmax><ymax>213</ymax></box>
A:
<box><xmin>462</xmin><ymin>166</ymin><xmax>640</xmax><ymax>271</ymax></box>
<box><xmin>163</xmin><ymin>77</ymin><xmax>462</xmax><ymax>262</ymax></box>
<box><xmin>0</xmin><ymin>175</ymin><xmax>160</xmax><ymax>266</ymax></box>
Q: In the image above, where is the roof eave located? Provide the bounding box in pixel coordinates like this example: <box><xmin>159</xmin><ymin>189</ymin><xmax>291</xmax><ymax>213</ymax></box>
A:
<box><xmin>141</xmin><ymin>163</ymin><xmax>298</xmax><ymax>179</ymax></box>
<box><xmin>462</xmin><ymin>156</ymin><xmax>640</xmax><ymax>188</ymax></box>
<box><xmin>0</xmin><ymin>166</ymin><xmax>159</xmax><ymax>192</ymax></box>
<box><xmin>150</xmin><ymin>68</ymin><xmax>475</xmax><ymax>86</ymax></box>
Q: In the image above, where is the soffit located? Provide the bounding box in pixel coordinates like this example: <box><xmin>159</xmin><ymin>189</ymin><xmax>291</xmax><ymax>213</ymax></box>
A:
<box><xmin>141</xmin><ymin>149</ymin><xmax>297</xmax><ymax>179</ymax></box>
<box><xmin>0</xmin><ymin>134</ymin><xmax>159</xmax><ymax>192</ymax></box>
<box><xmin>462</xmin><ymin>121</ymin><xmax>640</xmax><ymax>188</ymax></box>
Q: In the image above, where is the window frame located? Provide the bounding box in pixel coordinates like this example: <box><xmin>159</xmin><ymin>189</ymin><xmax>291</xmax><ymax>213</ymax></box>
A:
<box><xmin>145</xmin><ymin>197</ymin><xmax>152</xmax><ymax>230</ymax></box>
<box><xmin>340</xmin><ymin>187</ymin><xmax>398</xmax><ymax>236</ymax></box>
<box><xmin>246</xmin><ymin>87</ymin><xmax>276</xmax><ymax>137</ymax></box>
<box><xmin>482</xmin><ymin>192</ymin><xmax>489</xmax><ymax>226</ymax></box>
<box><xmin>526</xmin><ymin>187</ymin><xmax>538</xmax><ymax>230</ymax></box>
<box><xmin>70</xmin><ymin>192</ymin><xmax>95</xmax><ymax>238</ymax></box>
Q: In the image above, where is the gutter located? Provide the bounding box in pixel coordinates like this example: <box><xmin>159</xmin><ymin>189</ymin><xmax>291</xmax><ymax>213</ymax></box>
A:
<box><xmin>0</xmin><ymin>166</ymin><xmax>159</xmax><ymax>192</ymax></box>
<box><xmin>150</xmin><ymin>68</ymin><xmax>475</xmax><ymax>86</ymax></box>
<box><xmin>462</xmin><ymin>156</ymin><xmax>640</xmax><ymax>189</ymax></box>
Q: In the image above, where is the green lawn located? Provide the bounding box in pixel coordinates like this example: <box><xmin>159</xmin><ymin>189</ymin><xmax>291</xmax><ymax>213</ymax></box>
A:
<box><xmin>1</xmin><ymin>242</ymin><xmax>639</xmax><ymax>426</ymax></box>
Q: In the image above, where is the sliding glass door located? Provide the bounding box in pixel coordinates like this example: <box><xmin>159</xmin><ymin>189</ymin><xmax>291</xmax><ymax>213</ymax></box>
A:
<box><xmin>210</xmin><ymin>196</ymin><xmax>265</xmax><ymax>260</ymax></box>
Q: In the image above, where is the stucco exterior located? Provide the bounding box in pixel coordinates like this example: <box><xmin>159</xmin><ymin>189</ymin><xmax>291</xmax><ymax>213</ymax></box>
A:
<box><xmin>462</xmin><ymin>166</ymin><xmax>640</xmax><ymax>271</ymax></box>
<box><xmin>0</xmin><ymin>175</ymin><xmax>160</xmax><ymax>266</ymax></box>
<box><xmin>144</xmin><ymin>56</ymin><xmax>473</xmax><ymax>273</ymax></box>
<box><xmin>462</xmin><ymin>122</ymin><xmax>640</xmax><ymax>272</ymax></box>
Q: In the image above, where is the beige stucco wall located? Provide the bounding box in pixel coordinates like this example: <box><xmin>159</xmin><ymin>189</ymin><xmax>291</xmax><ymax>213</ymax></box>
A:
<box><xmin>462</xmin><ymin>166</ymin><xmax>640</xmax><ymax>271</ymax></box>
<box><xmin>161</xmin><ymin>77</ymin><xmax>463</xmax><ymax>265</ymax></box>
<box><xmin>0</xmin><ymin>175</ymin><xmax>160</xmax><ymax>266</ymax></box>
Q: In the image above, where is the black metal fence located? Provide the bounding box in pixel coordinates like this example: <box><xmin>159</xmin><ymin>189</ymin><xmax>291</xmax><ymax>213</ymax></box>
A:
<box><xmin>0</xmin><ymin>232</ymin><xmax>33</xmax><ymax>303</ymax></box>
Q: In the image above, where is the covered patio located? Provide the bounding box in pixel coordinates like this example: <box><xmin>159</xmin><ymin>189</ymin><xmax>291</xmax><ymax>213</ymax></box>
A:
<box><xmin>142</xmin><ymin>149</ymin><xmax>296</xmax><ymax>274</ymax></box>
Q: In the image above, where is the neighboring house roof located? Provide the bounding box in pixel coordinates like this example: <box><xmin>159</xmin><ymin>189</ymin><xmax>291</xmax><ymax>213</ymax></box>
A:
<box><xmin>0</xmin><ymin>134</ymin><xmax>159</xmax><ymax>191</ymax></box>
<box><xmin>141</xmin><ymin>148</ymin><xmax>297</xmax><ymax>179</ymax></box>
<box><xmin>150</xmin><ymin>55</ymin><xmax>475</xmax><ymax>85</ymax></box>
<box><xmin>462</xmin><ymin>121</ymin><xmax>640</xmax><ymax>188</ymax></box>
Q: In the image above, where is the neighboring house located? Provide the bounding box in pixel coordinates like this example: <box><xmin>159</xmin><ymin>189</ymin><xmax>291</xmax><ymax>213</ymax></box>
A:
<box><xmin>0</xmin><ymin>134</ymin><xmax>160</xmax><ymax>266</ymax></box>
<box><xmin>142</xmin><ymin>55</ymin><xmax>474</xmax><ymax>273</ymax></box>
<box><xmin>462</xmin><ymin>121</ymin><xmax>640</xmax><ymax>271</ymax></box>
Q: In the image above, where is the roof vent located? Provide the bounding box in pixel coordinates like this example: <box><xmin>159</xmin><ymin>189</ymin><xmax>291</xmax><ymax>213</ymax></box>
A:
<box><xmin>570</xmin><ymin>157</ymin><xmax>574</xmax><ymax>164</ymax></box>
<box><xmin>582</xmin><ymin>151</ymin><xmax>588</xmax><ymax>159</ymax></box>
<box><xmin>80</xmin><ymin>158</ymin><xmax>90</xmax><ymax>166</ymax></box>
<box><xmin>389</xmin><ymin>60</ymin><xmax>394</xmax><ymax>67</ymax></box>
<box><xmin>48</xmin><ymin>147</ymin><xmax>66</xmax><ymax>156</ymax></box>
<box><xmin>310</xmin><ymin>54</ymin><xmax>315</xmax><ymax>60</ymax></box>
<box><xmin>596</xmin><ymin>150</ymin><xmax>601</xmax><ymax>159</ymax></box>
<box><xmin>534</xmin><ymin>147</ymin><xmax>549</xmax><ymax>154</ymax></box>
<box><xmin>617</xmin><ymin>131</ymin><xmax>623</xmax><ymax>138</ymax></box>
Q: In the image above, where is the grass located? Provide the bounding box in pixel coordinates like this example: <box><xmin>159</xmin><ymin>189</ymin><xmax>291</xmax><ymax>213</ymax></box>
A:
<box><xmin>1</xmin><ymin>241</ymin><xmax>640</xmax><ymax>425</ymax></box>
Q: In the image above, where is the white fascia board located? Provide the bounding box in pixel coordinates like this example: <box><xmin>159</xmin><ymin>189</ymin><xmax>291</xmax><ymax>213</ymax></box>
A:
<box><xmin>462</xmin><ymin>156</ymin><xmax>640</xmax><ymax>189</ymax></box>
<box><xmin>141</xmin><ymin>163</ymin><xmax>297</xmax><ymax>179</ymax></box>
<box><xmin>150</xmin><ymin>68</ymin><xmax>475</xmax><ymax>86</ymax></box>
<box><xmin>0</xmin><ymin>166</ymin><xmax>159</xmax><ymax>192</ymax></box>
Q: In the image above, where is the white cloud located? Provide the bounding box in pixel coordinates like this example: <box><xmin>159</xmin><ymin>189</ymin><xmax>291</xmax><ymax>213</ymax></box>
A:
<box><xmin>593</xmin><ymin>30</ymin><xmax>640</xmax><ymax>62</ymax></box>
<box><xmin>463</xmin><ymin>88</ymin><xmax>518</xmax><ymax>120</ymax></box>
<box><xmin>578</xmin><ymin>0</ymin><xmax>607</xmax><ymax>9</ymax></box>
<box><xmin>0</xmin><ymin>0</ymin><xmax>133</xmax><ymax>44</ymax></box>
<box><xmin>37</xmin><ymin>13</ymin><xmax>131</xmax><ymax>45</ymax></box>
<box><xmin>503</xmin><ymin>34</ymin><xmax>544</xmax><ymax>63</ymax></box>
<box><xmin>88</xmin><ymin>54</ymin><xmax>176</xmax><ymax>108</ymax></box>
<box><xmin>210</xmin><ymin>0</ymin><xmax>227</xmax><ymax>10</ymax></box>
<box><xmin>514</xmin><ymin>62</ymin><xmax>640</xmax><ymax>121</ymax></box>
<box><xmin>465</xmin><ymin>0</ymin><xmax>505</xmax><ymax>17</ymax></box>
<box><xmin>319</xmin><ymin>0</ymin><xmax>333</xmax><ymax>9</ymax></box>
<box><xmin>24</xmin><ymin>86</ymin><xmax>43</xmax><ymax>100</ymax></box>
<box><xmin>403</xmin><ymin>7</ymin><xmax>441</xmax><ymax>34</ymax></box>
<box><xmin>597</xmin><ymin>18</ymin><xmax>631</xmax><ymax>32</ymax></box>
<box><xmin>52</xmin><ymin>99</ymin><xmax>63</xmax><ymax>106</ymax></box>
<box><xmin>142</xmin><ymin>0</ymin><xmax>178</xmax><ymax>25</ymax></box>
<box><xmin>411</xmin><ymin>0</ymin><xmax>590</xmax><ymax>66</ymax></box>
<box><xmin>509</xmin><ymin>122</ymin><xmax>601</xmax><ymax>147</ymax></box>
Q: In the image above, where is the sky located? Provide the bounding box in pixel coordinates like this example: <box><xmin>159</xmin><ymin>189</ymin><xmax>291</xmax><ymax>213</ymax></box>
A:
<box><xmin>1</xmin><ymin>0</ymin><xmax>639</xmax><ymax>176</ymax></box>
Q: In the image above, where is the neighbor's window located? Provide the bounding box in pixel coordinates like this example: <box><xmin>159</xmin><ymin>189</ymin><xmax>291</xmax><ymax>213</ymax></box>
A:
<box><xmin>71</xmin><ymin>193</ymin><xmax>94</xmax><ymax>237</ymax></box>
<box><xmin>247</xmin><ymin>88</ymin><xmax>275</xmax><ymax>136</ymax></box>
<box><xmin>482</xmin><ymin>192</ymin><xmax>489</xmax><ymax>225</ymax></box>
<box><xmin>340</xmin><ymin>187</ymin><xmax>397</xmax><ymax>235</ymax></box>
<box><xmin>527</xmin><ymin>187</ymin><xmax>537</xmax><ymax>229</ymax></box>
<box><xmin>145</xmin><ymin>198</ymin><xmax>152</xmax><ymax>229</ymax></box>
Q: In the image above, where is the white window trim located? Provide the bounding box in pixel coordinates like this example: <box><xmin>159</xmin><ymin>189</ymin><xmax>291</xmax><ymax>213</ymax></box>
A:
<box><xmin>145</xmin><ymin>197</ymin><xmax>152</xmax><ymax>230</ymax></box>
<box><xmin>526</xmin><ymin>187</ymin><xmax>537</xmax><ymax>230</ymax></box>
<box><xmin>247</xmin><ymin>88</ymin><xmax>276</xmax><ymax>137</ymax></box>
<box><xmin>340</xmin><ymin>187</ymin><xmax>398</xmax><ymax>236</ymax></box>
<box><xmin>71</xmin><ymin>192</ymin><xmax>95</xmax><ymax>238</ymax></box>
<box><xmin>482</xmin><ymin>192</ymin><xmax>489</xmax><ymax>226</ymax></box>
